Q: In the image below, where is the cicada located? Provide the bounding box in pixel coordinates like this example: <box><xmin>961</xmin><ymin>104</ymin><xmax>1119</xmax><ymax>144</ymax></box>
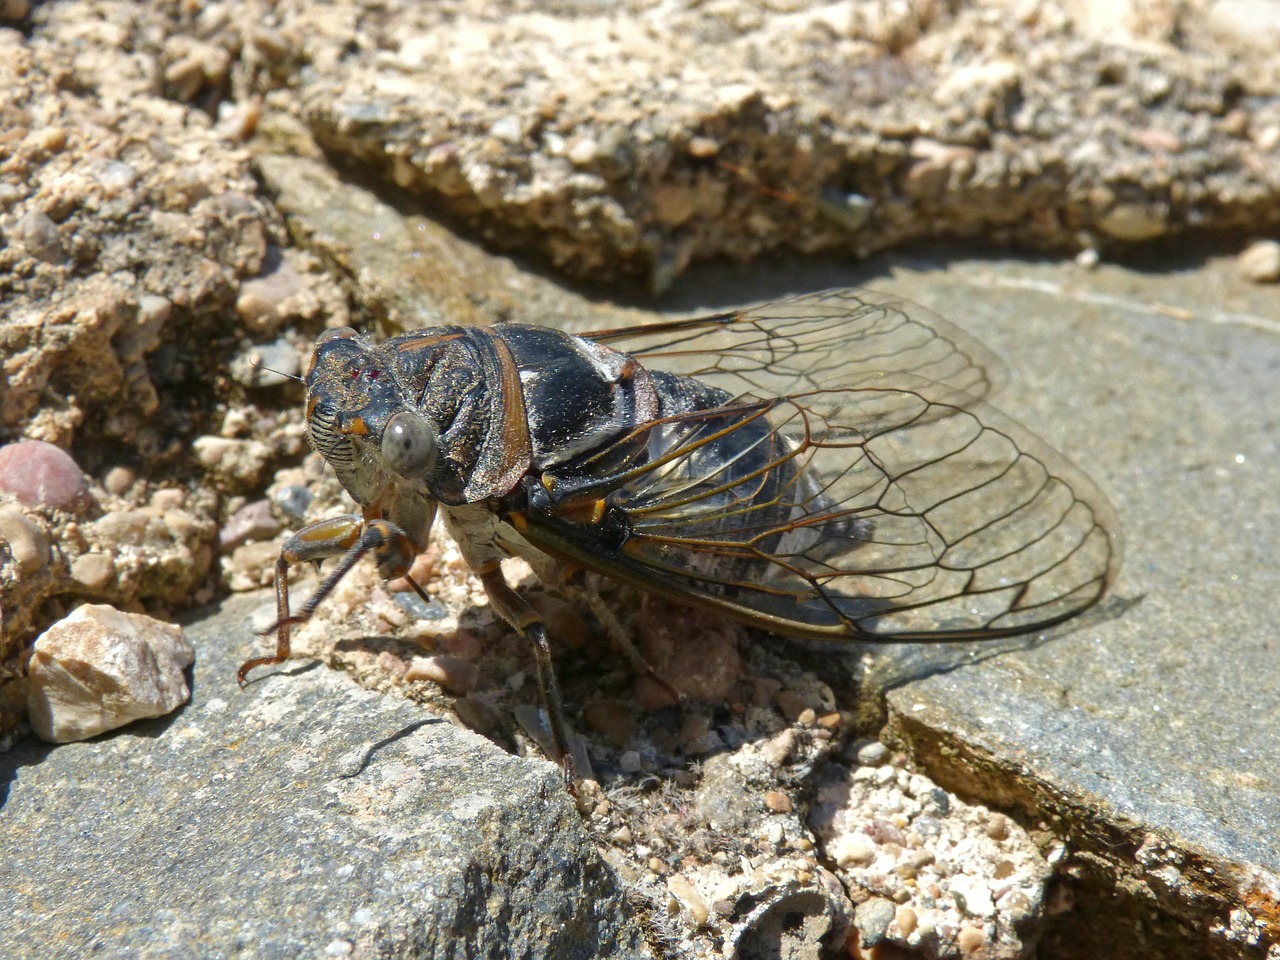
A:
<box><xmin>238</xmin><ymin>288</ymin><xmax>1118</xmax><ymax>777</ymax></box>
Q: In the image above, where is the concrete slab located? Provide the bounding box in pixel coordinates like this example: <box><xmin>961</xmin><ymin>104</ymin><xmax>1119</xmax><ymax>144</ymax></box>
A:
<box><xmin>1</xmin><ymin>591</ymin><xmax>648</xmax><ymax>960</ymax></box>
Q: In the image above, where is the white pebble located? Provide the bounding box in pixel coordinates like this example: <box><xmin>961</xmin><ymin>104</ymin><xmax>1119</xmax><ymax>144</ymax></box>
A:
<box><xmin>1239</xmin><ymin>239</ymin><xmax>1280</xmax><ymax>283</ymax></box>
<box><xmin>28</xmin><ymin>605</ymin><xmax>194</xmax><ymax>743</ymax></box>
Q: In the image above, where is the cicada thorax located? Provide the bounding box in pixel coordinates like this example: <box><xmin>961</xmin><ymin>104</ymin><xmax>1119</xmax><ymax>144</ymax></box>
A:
<box><xmin>381</xmin><ymin>324</ymin><xmax>670</xmax><ymax>506</ymax></box>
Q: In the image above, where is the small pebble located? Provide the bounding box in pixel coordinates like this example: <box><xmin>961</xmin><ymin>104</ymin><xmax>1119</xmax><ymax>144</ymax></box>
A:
<box><xmin>763</xmin><ymin>790</ymin><xmax>793</xmax><ymax>814</ymax></box>
<box><xmin>138</xmin><ymin>294</ymin><xmax>173</xmax><ymax>327</ymax></box>
<box><xmin>864</xmin><ymin>819</ymin><xmax>906</xmax><ymax>846</ymax></box>
<box><xmin>225</xmin><ymin>540</ymin><xmax>280</xmax><ymax>591</ymax></box>
<box><xmin>772</xmin><ymin>689</ymin><xmax>809</xmax><ymax>722</ymax></box>
<box><xmin>956</xmin><ymin>926</ymin><xmax>986</xmax><ymax>953</ymax></box>
<box><xmin>1075</xmin><ymin>246</ymin><xmax>1101</xmax><ymax>269</ymax></box>
<box><xmin>216</xmin><ymin>100</ymin><xmax>262</xmax><ymax>141</ymax></box>
<box><xmin>192</xmin><ymin>436</ymin><xmax>271</xmax><ymax>483</ymax></box>
<box><xmin>566</xmin><ymin>136</ymin><xmax>598</xmax><ymax>166</ymax></box>
<box><xmin>219</xmin><ymin>499</ymin><xmax>282</xmax><ymax>550</ymax></box>
<box><xmin>248</xmin><ymin>27</ymin><xmax>293</xmax><ymax>63</ymax></box>
<box><xmin>832</xmin><ymin>837</ymin><xmax>874</xmax><ymax>867</ymax></box>
<box><xmin>405</xmin><ymin>655</ymin><xmax>481</xmax><ymax>694</ymax></box>
<box><xmin>271</xmin><ymin>483</ymin><xmax>314</xmax><ymax>520</ymax></box>
<box><xmin>0</xmin><ymin>441</ymin><xmax>88</xmax><ymax>509</ymax></box>
<box><xmin>816</xmin><ymin>711</ymin><xmax>842</xmax><ymax>731</ymax></box>
<box><xmin>985</xmin><ymin>813</ymin><xmax>1011</xmax><ymax>841</ymax></box>
<box><xmin>618</xmin><ymin>750</ymin><xmax>643</xmax><ymax>773</ymax></box>
<box><xmin>376</xmin><ymin>651</ymin><xmax>408</xmax><ymax>678</ymax></box>
<box><xmin>236</xmin><ymin>251</ymin><xmax>305</xmax><ymax>336</ymax></box>
<box><xmin>91</xmin><ymin>510</ymin><xmax>160</xmax><ymax>547</ymax></box>
<box><xmin>230</xmin><ymin>337</ymin><xmax>301</xmax><ymax>388</ymax></box>
<box><xmin>392</xmin><ymin>591</ymin><xmax>448</xmax><ymax>621</ymax></box>
<box><xmin>489</xmin><ymin>116</ymin><xmax>523</xmax><ymax>144</ymax></box>
<box><xmin>96</xmin><ymin>160</ymin><xmax>139</xmax><ymax>195</ymax></box>
<box><xmin>1238</xmin><ymin>239</ymin><xmax>1280</xmax><ymax>283</ymax></box>
<box><xmin>666</xmin><ymin>875</ymin><xmax>711</xmax><ymax>927</ymax></box>
<box><xmin>1097</xmin><ymin>202</ymin><xmax>1168</xmax><ymax>241</ymax></box>
<box><xmin>164</xmin><ymin>54</ymin><xmax>206</xmax><ymax>101</ymax></box>
<box><xmin>103</xmin><ymin>466</ymin><xmax>136</xmax><ymax>496</ymax></box>
<box><xmin>759</xmin><ymin>726</ymin><xmax>799</xmax><ymax>766</ymax></box>
<box><xmin>855</xmin><ymin>740</ymin><xmax>889</xmax><ymax>766</ymax></box>
<box><xmin>149</xmin><ymin>487</ymin><xmax>186</xmax><ymax>511</ymax></box>
<box><xmin>637</xmin><ymin>593</ymin><xmax>742</xmax><ymax>706</ymax></box>
<box><xmin>0</xmin><ymin>509</ymin><xmax>50</xmax><ymax>574</ymax></box>
<box><xmin>894</xmin><ymin>905</ymin><xmax>918</xmax><ymax>937</ymax></box>
<box><xmin>853</xmin><ymin>897</ymin><xmax>897</xmax><ymax>946</ymax></box>
<box><xmin>687</xmin><ymin>136</ymin><xmax>719</xmax><ymax>158</ymax></box>
<box><xmin>32</xmin><ymin>130</ymin><xmax>71</xmax><ymax>162</ymax></box>
<box><xmin>817</xmin><ymin>188</ymin><xmax>873</xmax><ymax>232</ymax></box>
<box><xmin>70</xmin><ymin>553</ymin><xmax>114</xmax><ymax>590</ymax></box>
<box><xmin>895</xmin><ymin>849</ymin><xmax>935</xmax><ymax>879</ymax></box>
<box><xmin>19</xmin><ymin>211</ymin><xmax>66</xmax><ymax>264</ymax></box>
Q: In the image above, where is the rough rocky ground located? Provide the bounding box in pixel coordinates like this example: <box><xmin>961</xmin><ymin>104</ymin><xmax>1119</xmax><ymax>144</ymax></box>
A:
<box><xmin>2</xmin><ymin>1</ymin><xmax>1279</xmax><ymax>958</ymax></box>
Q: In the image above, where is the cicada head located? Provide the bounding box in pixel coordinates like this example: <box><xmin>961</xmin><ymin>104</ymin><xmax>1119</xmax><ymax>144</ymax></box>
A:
<box><xmin>303</xmin><ymin>328</ymin><xmax>441</xmax><ymax>512</ymax></box>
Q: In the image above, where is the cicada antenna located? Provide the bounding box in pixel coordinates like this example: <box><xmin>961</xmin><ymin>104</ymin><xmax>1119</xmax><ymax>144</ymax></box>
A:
<box><xmin>246</xmin><ymin>357</ymin><xmax>305</xmax><ymax>385</ymax></box>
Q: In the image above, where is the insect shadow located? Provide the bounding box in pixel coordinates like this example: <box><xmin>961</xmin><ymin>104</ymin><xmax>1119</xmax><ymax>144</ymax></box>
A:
<box><xmin>860</xmin><ymin>592</ymin><xmax>1142</xmax><ymax>696</ymax></box>
<box><xmin>332</xmin><ymin>717</ymin><xmax>443</xmax><ymax>781</ymax></box>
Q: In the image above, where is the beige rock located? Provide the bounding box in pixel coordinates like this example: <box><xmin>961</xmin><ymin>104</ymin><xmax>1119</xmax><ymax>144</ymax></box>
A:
<box><xmin>1238</xmin><ymin>239</ymin><xmax>1280</xmax><ymax>283</ymax></box>
<box><xmin>27</xmin><ymin>604</ymin><xmax>195</xmax><ymax>743</ymax></box>
<box><xmin>0</xmin><ymin>507</ymin><xmax>50</xmax><ymax>575</ymax></box>
<box><xmin>70</xmin><ymin>552</ymin><xmax>114</xmax><ymax>590</ymax></box>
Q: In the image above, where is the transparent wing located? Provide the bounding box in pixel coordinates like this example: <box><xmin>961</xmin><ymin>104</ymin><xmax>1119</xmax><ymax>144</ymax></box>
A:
<box><xmin>583</xmin><ymin>287</ymin><xmax>1004</xmax><ymax>402</ymax></box>
<box><xmin>518</xmin><ymin>374</ymin><xmax>1119</xmax><ymax>641</ymax></box>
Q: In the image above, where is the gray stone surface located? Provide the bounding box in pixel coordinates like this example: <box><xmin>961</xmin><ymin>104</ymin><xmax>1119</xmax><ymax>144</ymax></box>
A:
<box><xmin>887</xmin><ymin>259</ymin><xmax>1280</xmax><ymax>960</ymax></box>
<box><xmin>659</xmin><ymin>255</ymin><xmax>1280</xmax><ymax>958</ymax></box>
<box><xmin>1</xmin><ymin>591</ymin><xmax>648</xmax><ymax>960</ymax></box>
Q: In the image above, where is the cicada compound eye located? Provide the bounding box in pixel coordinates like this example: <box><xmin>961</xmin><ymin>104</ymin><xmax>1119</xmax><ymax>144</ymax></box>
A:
<box><xmin>381</xmin><ymin>410</ymin><xmax>438</xmax><ymax>479</ymax></box>
<box><xmin>315</xmin><ymin>326</ymin><xmax>360</xmax><ymax>348</ymax></box>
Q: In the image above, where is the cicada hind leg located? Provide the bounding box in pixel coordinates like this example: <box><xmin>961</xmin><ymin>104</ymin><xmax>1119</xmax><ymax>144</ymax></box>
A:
<box><xmin>471</xmin><ymin>560</ymin><xmax>579</xmax><ymax>788</ymax></box>
<box><xmin>236</xmin><ymin>515</ymin><xmax>429</xmax><ymax>686</ymax></box>
<box><xmin>558</xmin><ymin>568</ymin><xmax>682</xmax><ymax>708</ymax></box>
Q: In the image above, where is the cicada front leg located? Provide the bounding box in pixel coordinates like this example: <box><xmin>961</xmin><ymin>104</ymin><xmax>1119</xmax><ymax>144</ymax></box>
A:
<box><xmin>236</xmin><ymin>515</ymin><xmax>428</xmax><ymax>686</ymax></box>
